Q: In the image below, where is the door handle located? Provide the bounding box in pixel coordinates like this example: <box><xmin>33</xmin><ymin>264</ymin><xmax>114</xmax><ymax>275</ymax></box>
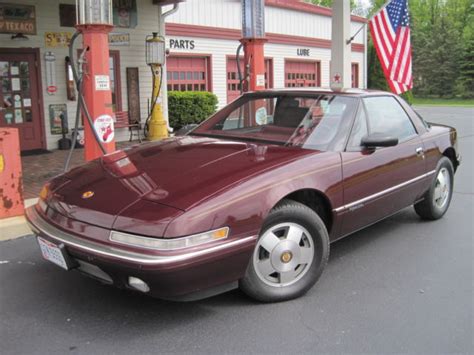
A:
<box><xmin>416</xmin><ymin>147</ymin><xmax>424</xmax><ymax>157</ymax></box>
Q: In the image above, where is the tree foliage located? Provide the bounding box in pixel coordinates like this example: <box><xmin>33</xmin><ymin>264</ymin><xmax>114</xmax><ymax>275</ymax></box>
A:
<box><xmin>306</xmin><ymin>0</ymin><xmax>474</xmax><ymax>98</ymax></box>
<box><xmin>304</xmin><ymin>0</ymin><xmax>360</xmax><ymax>12</ymax></box>
<box><xmin>367</xmin><ymin>0</ymin><xmax>474</xmax><ymax>98</ymax></box>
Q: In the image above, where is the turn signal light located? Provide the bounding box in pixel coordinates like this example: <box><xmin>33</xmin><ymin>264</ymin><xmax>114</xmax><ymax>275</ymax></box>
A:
<box><xmin>39</xmin><ymin>183</ymin><xmax>50</xmax><ymax>201</ymax></box>
<box><xmin>109</xmin><ymin>227</ymin><xmax>230</xmax><ymax>251</ymax></box>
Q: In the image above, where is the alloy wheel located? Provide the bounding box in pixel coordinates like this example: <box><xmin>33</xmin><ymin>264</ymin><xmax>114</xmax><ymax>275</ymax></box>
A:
<box><xmin>253</xmin><ymin>222</ymin><xmax>314</xmax><ymax>287</ymax></box>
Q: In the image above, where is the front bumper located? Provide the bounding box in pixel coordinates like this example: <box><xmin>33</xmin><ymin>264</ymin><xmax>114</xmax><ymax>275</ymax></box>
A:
<box><xmin>26</xmin><ymin>206</ymin><xmax>257</xmax><ymax>300</ymax></box>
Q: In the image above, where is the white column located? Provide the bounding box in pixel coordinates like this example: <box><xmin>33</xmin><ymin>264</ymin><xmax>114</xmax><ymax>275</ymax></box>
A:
<box><xmin>330</xmin><ymin>0</ymin><xmax>351</xmax><ymax>90</ymax></box>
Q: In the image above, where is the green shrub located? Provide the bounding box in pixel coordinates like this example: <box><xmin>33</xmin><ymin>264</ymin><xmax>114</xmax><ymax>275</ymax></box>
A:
<box><xmin>168</xmin><ymin>91</ymin><xmax>218</xmax><ymax>130</ymax></box>
<box><xmin>400</xmin><ymin>90</ymin><xmax>414</xmax><ymax>105</ymax></box>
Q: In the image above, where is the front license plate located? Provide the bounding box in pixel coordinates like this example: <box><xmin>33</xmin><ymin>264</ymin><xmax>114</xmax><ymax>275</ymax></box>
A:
<box><xmin>37</xmin><ymin>237</ymin><xmax>70</xmax><ymax>270</ymax></box>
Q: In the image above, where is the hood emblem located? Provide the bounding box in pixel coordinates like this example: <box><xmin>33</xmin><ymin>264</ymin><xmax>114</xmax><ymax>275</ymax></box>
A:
<box><xmin>82</xmin><ymin>191</ymin><xmax>95</xmax><ymax>199</ymax></box>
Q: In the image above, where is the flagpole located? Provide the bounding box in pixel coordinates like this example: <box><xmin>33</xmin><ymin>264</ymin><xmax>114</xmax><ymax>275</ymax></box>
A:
<box><xmin>369</xmin><ymin>0</ymin><xmax>393</xmax><ymax>20</ymax></box>
<box><xmin>346</xmin><ymin>0</ymin><xmax>392</xmax><ymax>45</ymax></box>
<box><xmin>346</xmin><ymin>23</ymin><xmax>366</xmax><ymax>44</ymax></box>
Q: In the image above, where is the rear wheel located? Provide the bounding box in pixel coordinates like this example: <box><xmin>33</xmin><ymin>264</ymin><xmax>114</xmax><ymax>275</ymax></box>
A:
<box><xmin>414</xmin><ymin>157</ymin><xmax>454</xmax><ymax>220</ymax></box>
<box><xmin>240</xmin><ymin>200</ymin><xmax>329</xmax><ymax>302</ymax></box>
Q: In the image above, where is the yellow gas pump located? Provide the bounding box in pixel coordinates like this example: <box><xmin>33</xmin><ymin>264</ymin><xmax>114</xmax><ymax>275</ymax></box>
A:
<box><xmin>145</xmin><ymin>33</ymin><xmax>168</xmax><ymax>140</ymax></box>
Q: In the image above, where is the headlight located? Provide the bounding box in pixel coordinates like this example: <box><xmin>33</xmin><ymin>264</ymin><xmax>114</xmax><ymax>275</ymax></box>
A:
<box><xmin>109</xmin><ymin>227</ymin><xmax>229</xmax><ymax>251</ymax></box>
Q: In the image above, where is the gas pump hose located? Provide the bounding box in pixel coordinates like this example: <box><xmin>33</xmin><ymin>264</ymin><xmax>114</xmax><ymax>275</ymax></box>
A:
<box><xmin>236</xmin><ymin>43</ymin><xmax>244</xmax><ymax>94</ymax></box>
<box><xmin>64</xmin><ymin>31</ymin><xmax>107</xmax><ymax>171</ymax></box>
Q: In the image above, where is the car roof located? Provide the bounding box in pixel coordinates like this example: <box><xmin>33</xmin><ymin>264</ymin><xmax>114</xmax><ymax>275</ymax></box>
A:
<box><xmin>246</xmin><ymin>87</ymin><xmax>392</xmax><ymax>97</ymax></box>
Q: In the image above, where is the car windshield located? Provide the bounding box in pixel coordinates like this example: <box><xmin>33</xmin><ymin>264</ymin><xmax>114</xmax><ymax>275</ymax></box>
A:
<box><xmin>191</xmin><ymin>93</ymin><xmax>357</xmax><ymax>150</ymax></box>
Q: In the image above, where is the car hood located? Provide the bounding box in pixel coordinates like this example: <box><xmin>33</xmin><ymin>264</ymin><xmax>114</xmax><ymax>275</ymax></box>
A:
<box><xmin>49</xmin><ymin>136</ymin><xmax>315</xmax><ymax>230</ymax></box>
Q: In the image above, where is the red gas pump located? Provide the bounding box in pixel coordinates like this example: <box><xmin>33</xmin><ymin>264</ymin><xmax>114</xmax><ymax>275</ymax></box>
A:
<box><xmin>241</xmin><ymin>0</ymin><xmax>267</xmax><ymax>93</ymax></box>
<box><xmin>76</xmin><ymin>0</ymin><xmax>116</xmax><ymax>162</ymax></box>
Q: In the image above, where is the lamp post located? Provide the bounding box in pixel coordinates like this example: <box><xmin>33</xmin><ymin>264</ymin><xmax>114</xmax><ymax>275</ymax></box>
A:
<box><xmin>241</xmin><ymin>0</ymin><xmax>267</xmax><ymax>92</ymax></box>
<box><xmin>145</xmin><ymin>32</ymin><xmax>168</xmax><ymax>141</ymax></box>
<box><xmin>76</xmin><ymin>0</ymin><xmax>115</xmax><ymax>161</ymax></box>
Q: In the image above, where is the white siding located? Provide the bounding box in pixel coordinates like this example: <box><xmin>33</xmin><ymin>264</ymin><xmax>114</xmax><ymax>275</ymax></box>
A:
<box><xmin>164</xmin><ymin>0</ymin><xmax>242</xmax><ymax>30</ymax></box>
<box><xmin>168</xmin><ymin>35</ymin><xmax>365</xmax><ymax>108</ymax></box>
<box><xmin>166</xmin><ymin>0</ymin><xmax>365</xmax><ymax>44</ymax></box>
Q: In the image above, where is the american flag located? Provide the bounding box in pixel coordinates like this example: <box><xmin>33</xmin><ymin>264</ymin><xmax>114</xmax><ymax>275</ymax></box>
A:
<box><xmin>369</xmin><ymin>0</ymin><xmax>413</xmax><ymax>94</ymax></box>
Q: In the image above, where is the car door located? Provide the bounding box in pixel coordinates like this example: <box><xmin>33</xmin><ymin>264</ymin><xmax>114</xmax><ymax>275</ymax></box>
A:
<box><xmin>339</xmin><ymin>95</ymin><xmax>427</xmax><ymax>236</ymax></box>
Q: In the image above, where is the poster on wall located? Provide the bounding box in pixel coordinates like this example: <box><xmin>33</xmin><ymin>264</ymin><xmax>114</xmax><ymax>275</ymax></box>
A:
<box><xmin>0</xmin><ymin>3</ymin><xmax>36</xmax><ymax>35</ymax></box>
<box><xmin>59</xmin><ymin>4</ymin><xmax>76</xmax><ymax>27</ymax></box>
<box><xmin>126</xmin><ymin>67</ymin><xmax>141</xmax><ymax>124</ymax></box>
<box><xmin>49</xmin><ymin>104</ymin><xmax>68</xmax><ymax>135</ymax></box>
<box><xmin>113</xmin><ymin>0</ymin><xmax>137</xmax><ymax>28</ymax></box>
<box><xmin>109</xmin><ymin>32</ymin><xmax>130</xmax><ymax>46</ymax></box>
<box><xmin>45</xmin><ymin>32</ymin><xmax>73</xmax><ymax>48</ymax></box>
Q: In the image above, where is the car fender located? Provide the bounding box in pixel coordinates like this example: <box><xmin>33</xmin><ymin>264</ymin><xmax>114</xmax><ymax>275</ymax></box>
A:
<box><xmin>163</xmin><ymin>152</ymin><xmax>343</xmax><ymax>239</ymax></box>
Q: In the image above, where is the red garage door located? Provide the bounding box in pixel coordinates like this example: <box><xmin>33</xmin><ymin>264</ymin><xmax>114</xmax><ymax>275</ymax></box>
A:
<box><xmin>227</xmin><ymin>57</ymin><xmax>273</xmax><ymax>103</ymax></box>
<box><xmin>166</xmin><ymin>56</ymin><xmax>211</xmax><ymax>92</ymax></box>
<box><xmin>285</xmin><ymin>60</ymin><xmax>320</xmax><ymax>88</ymax></box>
<box><xmin>351</xmin><ymin>63</ymin><xmax>359</xmax><ymax>88</ymax></box>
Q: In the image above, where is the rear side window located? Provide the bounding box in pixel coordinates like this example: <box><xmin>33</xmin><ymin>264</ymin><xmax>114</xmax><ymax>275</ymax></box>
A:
<box><xmin>363</xmin><ymin>96</ymin><xmax>417</xmax><ymax>141</ymax></box>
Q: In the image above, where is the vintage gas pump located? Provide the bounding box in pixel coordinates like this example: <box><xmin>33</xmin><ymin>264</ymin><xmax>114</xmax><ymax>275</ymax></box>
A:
<box><xmin>145</xmin><ymin>33</ymin><xmax>168</xmax><ymax>141</ymax></box>
<box><xmin>240</xmin><ymin>0</ymin><xmax>267</xmax><ymax>92</ymax></box>
<box><xmin>75</xmin><ymin>0</ymin><xmax>116</xmax><ymax>161</ymax></box>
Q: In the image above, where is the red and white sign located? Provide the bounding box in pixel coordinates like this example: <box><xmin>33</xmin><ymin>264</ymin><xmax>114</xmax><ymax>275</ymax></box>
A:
<box><xmin>47</xmin><ymin>85</ymin><xmax>57</xmax><ymax>94</ymax></box>
<box><xmin>95</xmin><ymin>75</ymin><xmax>110</xmax><ymax>91</ymax></box>
<box><xmin>94</xmin><ymin>114</ymin><xmax>115</xmax><ymax>143</ymax></box>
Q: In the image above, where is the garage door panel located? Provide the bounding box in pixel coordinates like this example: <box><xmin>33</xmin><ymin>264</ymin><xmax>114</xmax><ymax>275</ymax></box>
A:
<box><xmin>166</xmin><ymin>56</ymin><xmax>211</xmax><ymax>92</ymax></box>
<box><xmin>226</xmin><ymin>57</ymin><xmax>273</xmax><ymax>103</ymax></box>
<box><xmin>285</xmin><ymin>60</ymin><xmax>320</xmax><ymax>88</ymax></box>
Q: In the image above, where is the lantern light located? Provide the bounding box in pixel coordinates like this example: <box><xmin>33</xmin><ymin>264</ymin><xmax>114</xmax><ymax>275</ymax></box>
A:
<box><xmin>241</xmin><ymin>0</ymin><xmax>265</xmax><ymax>39</ymax></box>
<box><xmin>76</xmin><ymin>0</ymin><xmax>113</xmax><ymax>26</ymax></box>
<box><xmin>145</xmin><ymin>33</ymin><xmax>166</xmax><ymax>66</ymax></box>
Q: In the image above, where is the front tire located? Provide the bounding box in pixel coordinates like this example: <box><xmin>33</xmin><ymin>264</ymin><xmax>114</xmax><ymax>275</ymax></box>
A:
<box><xmin>414</xmin><ymin>157</ymin><xmax>454</xmax><ymax>220</ymax></box>
<box><xmin>240</xmin><ymin>199</ymin><xmax>329</xmax><ymax>302</ymax></box>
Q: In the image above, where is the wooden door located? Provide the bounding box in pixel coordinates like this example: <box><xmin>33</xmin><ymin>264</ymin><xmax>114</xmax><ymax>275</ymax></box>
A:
<box><xmin>0</xmin><ymin>50</ymin><xmax>44</xmax><ymax>151</ymax></box>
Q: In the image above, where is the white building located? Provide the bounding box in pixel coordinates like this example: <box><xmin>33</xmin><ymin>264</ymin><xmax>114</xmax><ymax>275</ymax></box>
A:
<box><xmin>0</xmin><ymin>0</ymin><xmax>367</xmax><ymax>152</ymax></box>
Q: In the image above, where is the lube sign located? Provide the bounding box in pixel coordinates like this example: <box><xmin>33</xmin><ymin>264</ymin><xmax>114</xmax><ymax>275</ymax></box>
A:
<box><xmin>297</xmin><ymin>48</ymin><xmax>310</xmax><ymax>56</ymax></box>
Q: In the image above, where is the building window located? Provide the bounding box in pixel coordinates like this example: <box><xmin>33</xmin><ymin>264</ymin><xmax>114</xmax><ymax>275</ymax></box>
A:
<box><xmin>166</xmin><ymin>56</ymin><xmax>211</xmax><ymax>92</ymax></box>
<box><xmin>226</xmin><ymin>57</ymin><xmax>273</xmax><ymax>103</ymax></box>
<box><xmin>351</xmin><ymin>63</ymin><xmax>359</xmax><ymax>88</ymax></box>
<box><xmin>109</xmin><ymin>50</ymin><xmax>122</xmax><ymax>112</ymax></box>
<box><xmin>285</xmin><ymin>60</ymin><xmax>321</xmax><ymax>88</ymax></box>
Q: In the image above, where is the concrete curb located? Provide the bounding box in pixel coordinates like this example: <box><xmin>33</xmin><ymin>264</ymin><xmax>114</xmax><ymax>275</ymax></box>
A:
<box><xmin>0</xmin><ymin>198</ymin><xmax>37</xmax><ymax>241</ymax></box>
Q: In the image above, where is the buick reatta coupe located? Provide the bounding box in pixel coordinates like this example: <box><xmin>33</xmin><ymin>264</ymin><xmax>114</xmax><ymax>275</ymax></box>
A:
<box><xmin>26</xmin><ymin>89</ymin><xmax>460</xmax><ymax>302</ymax></box>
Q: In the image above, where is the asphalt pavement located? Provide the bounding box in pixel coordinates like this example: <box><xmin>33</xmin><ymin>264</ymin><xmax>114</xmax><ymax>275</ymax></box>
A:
<box><xmin>1</xmin><ymin>106</ymin><xmax>472</xmax><ymax>354</ymax></box>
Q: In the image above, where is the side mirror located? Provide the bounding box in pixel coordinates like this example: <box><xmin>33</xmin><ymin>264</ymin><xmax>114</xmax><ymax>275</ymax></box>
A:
<box><xmin>361</xmin><ymin>133</ymin><xmax>398</xmax><ymax>148</ymax></box>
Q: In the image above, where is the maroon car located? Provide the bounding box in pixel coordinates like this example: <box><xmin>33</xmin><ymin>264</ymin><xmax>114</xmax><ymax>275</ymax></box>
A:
<box><xmin>26</xmin><ymin>89</ymin><xmax>460</xmax><ymax>302</ymax></box>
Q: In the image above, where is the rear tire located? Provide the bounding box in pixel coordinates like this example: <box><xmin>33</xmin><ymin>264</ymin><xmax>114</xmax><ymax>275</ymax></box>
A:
<box><xmin>414</xmin><ymin>157</ymin><xmax>454</xmax><ymax>220</ymax></box>
<box><xmin>240</xmin><ymin>199</ymin><xmax>329</xmax><ymax>302</ymax></box>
